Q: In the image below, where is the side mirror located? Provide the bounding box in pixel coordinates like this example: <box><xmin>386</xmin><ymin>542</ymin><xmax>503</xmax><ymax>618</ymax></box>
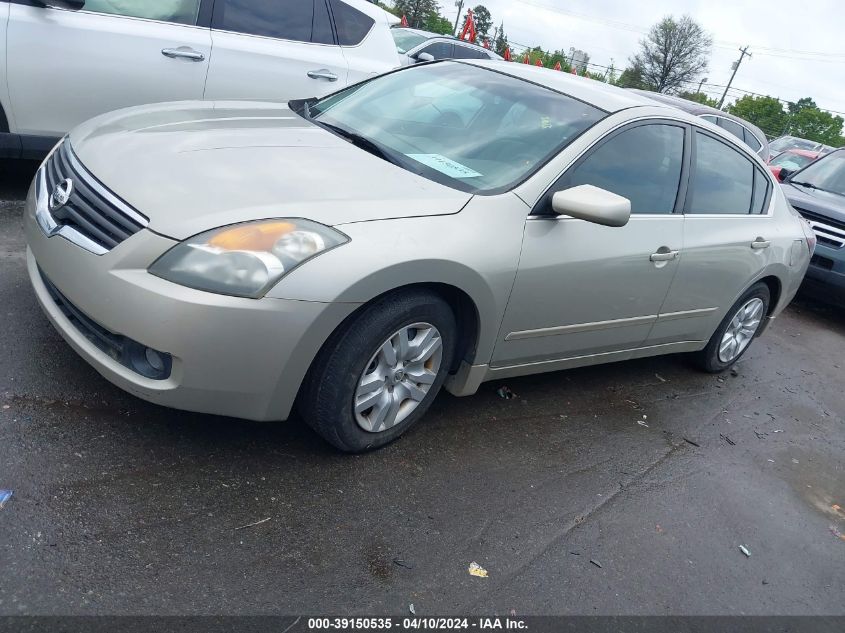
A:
<box><xmin>551</xmin><ymin>185</ymin><xmax>631</xmax><ymax>227</ymax></box>
<box><xmin>413</xmin><ymin>52</ymin><xmax>435</xmax><ymax>63</ymax></box>
<box><xmin>34</xmin><ymin>0</ymin><xmax>85</xmax><ymax>8</ymax></box>
<box><xmin>778</xmin><ymin>168</ymin><xmax>792</xmax><ymax>183</ymax></box>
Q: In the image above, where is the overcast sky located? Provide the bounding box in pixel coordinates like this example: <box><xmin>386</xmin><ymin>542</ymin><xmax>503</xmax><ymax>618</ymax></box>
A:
<box><xmin>429</xmin><ymin>0</ymin><xmax>845</xmax><ymax>121</ymax></box>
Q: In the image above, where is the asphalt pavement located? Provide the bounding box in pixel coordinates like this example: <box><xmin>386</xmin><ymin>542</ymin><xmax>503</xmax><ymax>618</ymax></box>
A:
<box><xmin>1</xmin><ymin>160</ymin><xmax>844</xmax><ymax>615</ymax></box>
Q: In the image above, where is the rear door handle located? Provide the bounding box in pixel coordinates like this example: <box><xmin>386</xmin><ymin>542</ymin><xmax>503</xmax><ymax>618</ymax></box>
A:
<box><xmin>307</xmin><ymin>69</ymin><xmax>339</xmax><ymax>82</ymax></box>
<box><xmin>751</xmin><ymin>238</ymin><xmax>771</xmax><ymax>250</ymax></box>
<box><xmin>650</xmin><ymin>250</ymin><xmax>679</xmax><ymax>262</ymax></box>
<box><xmin>162</xmin><ymin>47</ymin><xmax>205</xmax><ymax>61</ymax></box>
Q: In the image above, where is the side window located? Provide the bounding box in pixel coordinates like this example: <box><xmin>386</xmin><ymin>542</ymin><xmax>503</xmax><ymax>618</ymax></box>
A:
<box><xmin>750</xmin><ymin>168</ymin><xmax>771</xmax><ymax>215</ymax></box>
<box><xmin>330</xmin><ymin>0</ymin><xmax>375</xmax><ymax>46</ymax></box>
<box><xmin>700</xmin><ymin>115</ymin><xmax>718</xmax><ymax>124</ymax></box>
<box><xmin>743</xmin><ymin>127</ymin><xmax>763</xmax><ymax>152</ymax></box>
<box><xmin>453</xmin><ymin>45</ymin><xmax>487</xmax><ymax>59</ymax></box>
<box><xmin>717</xmin><ymin>117</ymin><xmax>746</xmax><ymax>143</ymax></box>
<box><xmin>82</xmin><ymin>0</ymin><xmax>202</xmax><ymax>25</ymax></box>
<box><xmin>561</xmin><ymin>124</ymin><xmax>685</xmax><ymax>215</ymax></box>
<box><xmin>419</xmin><ymin>42</ymin><xmax>453</xmax><ymax>60</ymax></box>
<box><xmin>214</xmin><ymin>0</ymin><xmax>332</xmax><ymax>44</ymax></box>
<box><xmin>688</xmin><ymin>132</ymin><xmax>755</xmax><ymax>214</ymax></box>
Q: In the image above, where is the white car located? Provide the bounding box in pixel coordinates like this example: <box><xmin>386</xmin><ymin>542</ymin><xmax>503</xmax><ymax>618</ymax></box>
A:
<box><xmin>0</xmin><ymin>0</ymin><xmax>400</xmax><ymax>159</ymax></box>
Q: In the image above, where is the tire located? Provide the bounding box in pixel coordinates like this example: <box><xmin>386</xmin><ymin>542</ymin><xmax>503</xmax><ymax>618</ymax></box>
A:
<box><xmin>298</xmin><ymin>289</ymin><xmax>457</xmax><ymax>453</ymax></box>
<box><xmin>695</xmin><ymin>282</ymin><xmax>770</xmax><ymax>373</ymax></box>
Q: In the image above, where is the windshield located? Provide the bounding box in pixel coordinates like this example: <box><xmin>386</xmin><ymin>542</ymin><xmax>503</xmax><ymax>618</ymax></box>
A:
<box><xmin>791</xmin><ymin>150</ymin><xmax>845</xmax><ymax>195</ymax></box>
<box><xmin>770</xmin><ymin>136</ymin><xmax>818</xmax><ymax>153</ymax></box>
<box><xmin>771</xmin><ymin>151</ymin><xmax>815</xmax><ymax>171</ymax></box>
<box><xmin>307</xmin><ymin>62</ymin><xmax>606</xmax><ymax>194</ymax></box>
<box><xmin>391</xmin><ymin>29</ymin><xmax>429</xmax><ymax>54</ymax></box>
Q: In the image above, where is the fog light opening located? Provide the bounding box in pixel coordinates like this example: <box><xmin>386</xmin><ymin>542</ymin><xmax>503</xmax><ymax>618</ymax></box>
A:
<box><xmin>145</xmin><ymin>347</ymin><xmax>166</xmax><ymax>373</ymax></box>
<box><xmin>126</xmin><ymin>342</ymin><xmax>173</xmax><ymax>380</ymax></box>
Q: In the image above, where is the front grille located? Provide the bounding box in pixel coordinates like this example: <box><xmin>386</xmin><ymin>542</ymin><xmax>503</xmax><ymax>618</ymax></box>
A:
<box><xmin>42</xmin><ymin>142</ymin><xmax>147</xmax><ymax>251</ymax></box>
<box><xmin>796</xmin><ymin>208</ymin><xmax>845</xmax><ymax>249</ymax></box>
<box><xmin>40</xmin><ymin>270</ymin><xmax>172</xmax><ymax>380</ymax></box>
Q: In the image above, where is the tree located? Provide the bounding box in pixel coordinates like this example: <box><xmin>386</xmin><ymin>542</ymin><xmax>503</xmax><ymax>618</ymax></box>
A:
<box><xmin>493</xmin><ymin>22</ymin><xmax>509</xmax><ymax>57</ymax></box>
<box><xmin>678</xmin><ymin>91</ymin><xmax>719</xmax><ymax>108</ymax></box>
<box><xmin>393</xmin><ymin>0</ymin><xmax>440</xmax><ymax>29</ymax></box>
<box><xmin>789</xmin><ymin>106</ymin><xmax>845</xmax><ymax>147</ymax></box>
<box><xmin>615</xmin><ymin>66</ymin><xmax>652</xmax><ymax>90</ymax></box>
<box><xmin>630</xmin><ymin>15</ymin><xmax>712</xmax><ymax>93</ymax></box>
<box><xmin>424</xmin><ymin>12</ymin><xmax>454</xmax><ymax>34</ymax></box>
<box><xmin>727</xmin><ymin>95</ymin><xmax>787</xmax><ymax>139</ymax></box>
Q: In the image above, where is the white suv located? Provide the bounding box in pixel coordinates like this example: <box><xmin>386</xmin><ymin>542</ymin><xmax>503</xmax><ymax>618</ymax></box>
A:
<box><xmin>0</xmin><ymin>0</ymin><xmax>400</xmax><ymax>159</ymax></box>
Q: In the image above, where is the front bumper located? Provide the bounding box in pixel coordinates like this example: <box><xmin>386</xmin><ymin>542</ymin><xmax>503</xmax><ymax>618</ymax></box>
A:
<box><xmin>803</xmin><ymin>243</ymin><xmax>845</xmax><ymax>298</ymax></box>
<box><xmin>24</xmin><ymin>182</ymin><xmax>359</xmax><ymax>422</ymax></box>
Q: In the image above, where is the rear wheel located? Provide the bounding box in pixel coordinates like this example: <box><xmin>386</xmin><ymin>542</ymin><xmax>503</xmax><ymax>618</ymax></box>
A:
<box><xmin>299</xmin><ymin>290</ymin><xmax>456</xmax><ymax>453</ymax></box>
<box><xmin>695</xmin><ymin>282</ymin><xmax>770</xmax><ymax>373</ymax></box>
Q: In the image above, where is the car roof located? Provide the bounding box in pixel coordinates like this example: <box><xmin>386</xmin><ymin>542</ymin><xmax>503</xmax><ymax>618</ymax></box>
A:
<box><xmin>397</xmin><ymin>27</ymin><xmax>445</xmax><ymax>39</ymax></box>
<box><xmin>461</xmin><ymin>60</ymin><xmax>678</xmax><ymax>114</ymax></box>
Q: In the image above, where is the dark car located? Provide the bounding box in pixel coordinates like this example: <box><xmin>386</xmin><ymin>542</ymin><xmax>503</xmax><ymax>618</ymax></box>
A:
<box><xmin>631</xmin><ymin>90</ymin><xmax>770</xmax><ymax>161</ymax></box>
<box><xmin>780</xmin><ymin>149</ymin><xmax>845</xmax><ymax>302</ymax></box>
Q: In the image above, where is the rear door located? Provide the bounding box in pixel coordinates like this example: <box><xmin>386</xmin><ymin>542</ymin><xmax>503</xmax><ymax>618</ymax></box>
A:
<box><xmin>7</xmin><ymin>0</ymin><xmax>211</xmax><ymax>137</ymax></box>
<box><xmin>204</xmin><ymin>0</ymin><xmax>349</xmax><ymax>102</ymax></box>
<box><xmin>649</xmin><ymin>129</ymin><xmax>776</xmax><ymax>346</ymax></box>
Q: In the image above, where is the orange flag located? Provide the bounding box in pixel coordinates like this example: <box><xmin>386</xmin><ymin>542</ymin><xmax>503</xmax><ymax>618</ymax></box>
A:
<box><xmin>553</xmin><ymin>61</ymin><xmax>562</xmax><ymax>71</ymax></box>
<box><xmin>535</xmin><ymin>58</ymin><xmax>544</xmax><ymax>67</ymax></box>
<box><xmin>503</xmin><ymin>47</ymin><xmax>511</xmax><ymax>61</ymax></box>
<box><xmin>400</xmin><ymin>15</ymin><xmax>409</xmax><ymax>27</ymax></box>
<box><xmin>522</xmin><ymin>52</ymin><xmax>531</xmax><ymax>64</ymax></box>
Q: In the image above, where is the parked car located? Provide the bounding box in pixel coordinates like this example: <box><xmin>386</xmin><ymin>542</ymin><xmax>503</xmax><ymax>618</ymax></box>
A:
<box><xmin>779</xmin><ymin>149</ymin><xmax>845</xmax><ymax>303</ymax></box>
<box><xmin>25</xmin><ymin>60</ymin><xmax>812</xmax><ymax>451</ymax></box>
<box><xmin>0</xmin><ymin>0</ymin><xmax>399</xmax><ymax>159</ymax></box>
<box><xmin>631</xmin><ymin>90</ymin><xmax>770</xmax><ymax>161</ymax></box>
<box><xmin>768</xmin><ymin>149</ymin><xmax>823</xmax><ymax>181</ymax></box>
<box><xmin>770</xmin><ymin>135</ymin><xmax>836</xmax><ymax>155</ymax></box>
<box><xmin>391</xmin><ymin>27</ymin><xmax>501</xmax><ymax>65</ymax></box>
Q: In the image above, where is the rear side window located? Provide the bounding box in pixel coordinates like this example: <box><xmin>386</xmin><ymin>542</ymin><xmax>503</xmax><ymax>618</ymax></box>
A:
<box><xmin>214</xmin><ymin>0</ymin><xmax>334</xmax><ymax>44</ymax></box>
<box><xmin>750</xmin><ymin>168</ymin><xmax>771</xmax><ymax>215</ymax></box>
<box><xmin>717</xmin><ymin>117</ymin><xmax>746</xmax><ymax>143</ymax></box>
<box><xmin>743</xmin><ymin>127</ymin><xmax>763</xmax><ymax>152</ymax></box>
<box><xmin>453</xmin><ymin>45</ymin><xmax>488</xmax><ymax>59</ymax></box>
<box><xmin>330</xmin><ymin>0</ymin><xmax>375</xmax><ymax>46</ymax></box>
<box><xmin>687</xmin><ymin>132</ymin><xmax>755</xmax><ymax>214</ymax></box>
<box><xmin>83</xmin><ymin>0</ymin><xmax>202</xmax><ymax>25</ymax></box>
<box><xmin>562</xmin><ymin>124</ymin><xmax>685</xmax><ymax>215</ymax></box>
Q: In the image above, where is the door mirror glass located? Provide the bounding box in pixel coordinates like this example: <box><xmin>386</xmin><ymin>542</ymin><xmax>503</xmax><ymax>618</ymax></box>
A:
<box><xmin>35</xmin><ymin>0</ymin><xmax>85</xmax><ymax>9</ymax></box>
<box><xmin>552</xmin><ymin>185</ymin><xmax>631</xmax><ymax>227</ymax></box>
<box><xmin>778</xmin><ymin>168</ymin><xmax>792</xmax><ymax>182</ymax></box>
<box><xmin>414</xmin><ymin>52</ymin><xmax>435</xmax><ymax>63</ymax></box>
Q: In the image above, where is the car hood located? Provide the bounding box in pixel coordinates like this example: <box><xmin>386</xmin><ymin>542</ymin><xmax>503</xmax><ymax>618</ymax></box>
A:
<box><xmin>68</xmin><ymin>101</ymin><xmax>472</xmax><ymax>239</ymax></box>
<box><xmin>781</xmin><ymin>182</ymin><xmax>845</xmax><ymax>224</ymax></box>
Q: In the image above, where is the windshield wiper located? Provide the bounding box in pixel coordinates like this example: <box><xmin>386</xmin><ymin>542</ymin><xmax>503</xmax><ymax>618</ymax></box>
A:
<box><xmin>791</xmin><ymin>181</ymin><xmax>821</xmax><ymax>190</ymax></box>
<box><xmin>318</xmin><ymin>122</ymin><xmax>407</xmax><ymax>169</ymax></box>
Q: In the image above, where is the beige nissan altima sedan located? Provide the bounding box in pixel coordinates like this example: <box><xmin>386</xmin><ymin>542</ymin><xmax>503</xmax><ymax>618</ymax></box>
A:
<box><xmin>24</xmin><ymin>60</ymin><xmax>814</xmax><ymax>452</ymax></box>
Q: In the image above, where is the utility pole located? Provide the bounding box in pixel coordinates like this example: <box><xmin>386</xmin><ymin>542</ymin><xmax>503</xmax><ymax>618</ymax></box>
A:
<box><xmin>453</xmin><ymin>0</ymin><xmax>465</xmax><ymax>36</ymax></box>
<box><xmin>718</xmin><ymin>46</ymin><xmax>751</xmax><ymax>109</ymax></box>
<box><xmin>697</xmin><ymin>77</ymin><xmax>708</xmax><ymax>93</ymax></box>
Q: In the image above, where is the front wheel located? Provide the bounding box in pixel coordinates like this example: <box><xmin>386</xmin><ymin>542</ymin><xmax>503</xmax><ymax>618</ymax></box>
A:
<box><xmin>695</xmin><ymin>282</ymin><xmax>770</xmax><ymax>373</ymax></box>
<box><xmin>298</xmin><ymin>290</ymin><xmax>457</xmax><ymax>453</ymax></box>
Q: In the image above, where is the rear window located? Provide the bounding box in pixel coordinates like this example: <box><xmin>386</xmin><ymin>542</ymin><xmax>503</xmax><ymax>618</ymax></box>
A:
<box><xmin>330</xmin><ymin>0</ymin><xmax>375</xmax><ymax>46</ymax></box>
<box><xmin>391</xmin><ymin>29</ymin><xmax>428</xmax><ymax>53</ymax></box>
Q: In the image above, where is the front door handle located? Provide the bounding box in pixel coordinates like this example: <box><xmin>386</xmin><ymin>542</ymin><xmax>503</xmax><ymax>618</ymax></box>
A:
<box><xmin>751</xmin><ymin>238</ymin><xmax>771</xmax><ymax>250</ymax></box>
<box><xmin>650</xmin><ymin>249</ymin><xmax>679</xmax><ymax>262</ymax></box>
<box><xmin>307</xmin><ymin>69</ymin><xmax>339</xmax><ymax>82</ymax></box>
<box><xmin>162</xmin><ymin>47</ymin><xmax>206</xmax><ymax>62</ymax></box>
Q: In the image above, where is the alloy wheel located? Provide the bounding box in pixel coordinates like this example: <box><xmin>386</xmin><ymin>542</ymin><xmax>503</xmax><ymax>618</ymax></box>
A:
<box><xmin>718</xmin><ymin>298</ymin><xmax>765</xmax><ymax>364</ymax></box>
<box><xmin>354</xmin><ymin>323</ymin><xmax>443</xmax><ymax>433</ymax></box>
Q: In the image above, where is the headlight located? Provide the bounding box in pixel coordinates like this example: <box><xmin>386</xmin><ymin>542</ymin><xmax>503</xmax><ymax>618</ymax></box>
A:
<box><xmin>149</xmin><ymin>219</ymin><xmax>348</xmax><ymax>298</ymax></box>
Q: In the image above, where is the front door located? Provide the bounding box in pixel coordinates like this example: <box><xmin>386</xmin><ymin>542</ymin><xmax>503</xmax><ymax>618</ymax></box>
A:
<box><xmin>7</xmin><ymin>0</ymin><xmax>211</xmax><ymax>136</ymax></box>
<box><xmin>204</xmin><ymin>0</ymin><xmax>349</xmax><ymax>102</ymax></box>
<box><xmin>493</xmin><ymin>122</ymin><xmax>689</xmax><ymax>367</ymax></box>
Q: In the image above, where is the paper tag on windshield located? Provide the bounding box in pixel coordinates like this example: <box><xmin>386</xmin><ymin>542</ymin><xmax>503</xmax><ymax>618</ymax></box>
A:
<box><xmin>406</xmin><ymin>154</ymin><xmax>482</xmax><ymax>179</ymax></box>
